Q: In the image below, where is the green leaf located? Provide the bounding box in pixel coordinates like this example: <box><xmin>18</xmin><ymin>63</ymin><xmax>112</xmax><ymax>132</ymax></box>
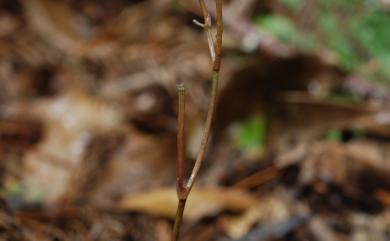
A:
<box><xmin>236</xmin><ymin>115</ymin><xmax>267</xmax><ymax>151</ymax></box>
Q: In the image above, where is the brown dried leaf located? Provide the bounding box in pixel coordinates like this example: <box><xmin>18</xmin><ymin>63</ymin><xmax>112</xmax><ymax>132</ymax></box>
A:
<box><xmin>119</xmin><ymin>187</ymin><xmax>258</xmax><ymax>222</ymax></box>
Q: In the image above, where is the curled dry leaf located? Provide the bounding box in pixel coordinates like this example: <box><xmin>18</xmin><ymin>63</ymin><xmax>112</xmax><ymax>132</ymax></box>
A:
<box><xmin>119</xmin><ymin>187</ymin><xmax>258</xmax><ymax>222</ymax></box>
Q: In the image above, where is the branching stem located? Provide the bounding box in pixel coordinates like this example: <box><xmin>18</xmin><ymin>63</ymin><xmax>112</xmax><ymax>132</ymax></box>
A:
<box><xmin>196</xmin><ymin>0</ymin><xmax>216</xmax><ymax>62</ymax></box>
<box><xmin>172</xmin><ymin>1</ymin><xmax>223</xmax><ymax>241</ymax></box>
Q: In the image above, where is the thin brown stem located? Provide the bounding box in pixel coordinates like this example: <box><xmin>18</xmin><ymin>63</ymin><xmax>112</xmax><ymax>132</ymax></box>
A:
<box><xmin>171</xmin><ymin>199</ymin><xmax>187</xmax><ymax>241</ymax></box>
<box><xmin>213</xmin><ymin>0</ymin><xmax>223</xmax><ymax>71</ymax></box>
<box><xmin>186</xmin><ymin>0</ymin><xmax>223</xmax><ymax>194</ymax></box>
<box><xmin>172</xmin><ymin>1</ymin><xmax>223</xmax><ymax>241</ymax></box>
<box><xmin>185</xmin><ymin>71</ymin><xmax>219</xmax><ymax>193</ymax></box>
<box><xmin>198</xmin><ymin>0</ymin><xmax>208</xmax><ymax>19</ymax></box>
<box><xmin>176</xmin><ymin>83</ymin><xmax>186</xmax><ymax>199</ymax></box>
<box><xmin>197</xmin><ymin>0</ymin><xmax>216</xmax><ymax>62</ymax></box>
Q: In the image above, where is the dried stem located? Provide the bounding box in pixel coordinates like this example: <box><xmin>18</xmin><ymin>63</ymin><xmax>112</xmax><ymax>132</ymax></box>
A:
<box><xmin>172</xmin><ymin>1</ymin><xmax>223</xmax><ymax>241</ymax></box>
<box><xmin>185</xmin><ymin>71</ymin><xmax>219</xmax><ymax>193</ymax></box>
<box><xmin>213</xmin><ymin>0</ymin><xmax>223</xmax><ymax>71</ymax></box>
<box><xmin>176</xmin><ymin>83</ymin><xmax>186</xmax><ymax>199</ymax></box>
<box><xmin>196</xmin><ymin>0</ymin><xmax>216</xmax><ymax>62</ymax></box>
<box><xmin>172</xmin><ymin>199</ymin><xmax>187</xmax><ymax>241</ymax></box>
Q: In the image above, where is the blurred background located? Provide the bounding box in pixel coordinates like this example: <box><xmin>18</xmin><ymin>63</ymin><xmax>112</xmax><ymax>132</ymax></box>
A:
<box><xmin>0</xmin><ymin>0</ymin><xmax>389</xmax><ymax>240</ymax></box>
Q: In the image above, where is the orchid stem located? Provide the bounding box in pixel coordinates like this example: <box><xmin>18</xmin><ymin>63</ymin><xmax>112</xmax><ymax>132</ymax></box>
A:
<box><xmin>171</xmin><ymin>1</ymin><xmax>223</xmax><ymax>240</ymax></box>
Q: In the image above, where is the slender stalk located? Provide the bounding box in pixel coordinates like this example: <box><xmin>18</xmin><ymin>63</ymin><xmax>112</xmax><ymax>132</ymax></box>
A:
<box><xmin>213</xmin><ymin>0</ymin><xmax>223</xmax><ymax>71</ymax></box>
<box><xmin>177</xmin><ymin>83</ymin><xmax>186</xmax><ymax>199</ymax></box>
<box><xmin>185</xmin><ymin>71</ymin><xmax>219</xmax><ymax>193</ymax></box>
<box><xmin>171</xmin><ymin>1</ymin><xmax>223</xmax><ymax>241</ymax></box>
<box><xmin>186</xmin><ymin>0</ymin><xmax>223</xmax><ymax>193</ymax></box>
<box><xmin>197</xmin><ymin>0</ymin><xmax>216</xmax><ymax>62</ymax></box>
<box><xmin>172</xmin><ymin>199</ymin><xmax>187</xmax><ymax>241</ymax></box>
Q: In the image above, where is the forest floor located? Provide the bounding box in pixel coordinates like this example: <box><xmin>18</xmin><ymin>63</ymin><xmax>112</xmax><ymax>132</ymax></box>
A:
<box><xmin>0</xmin><ymin>1</ymin><xmax>389</xmax><ymax>240</ymax></box>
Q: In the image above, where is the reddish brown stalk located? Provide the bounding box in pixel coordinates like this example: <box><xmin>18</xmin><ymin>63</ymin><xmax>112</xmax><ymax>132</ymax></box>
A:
<box><xmin>185</xmin><ymin>71</ymin><xmax>219</xmax><ymax>193</ymax></box>
<box><xmin>195</xmin><ymin>0</ymin><xmax>215</xmax><ymax>62</ymax></box>
<box><xmin>198</xmin><ymin>0</ymin><xmax>209</xmax><ymax>19</ymax></box>
<box><xmin>172</xmin><ymin>1</ymin><xmax>223</xmax><ymax>241</ymax></box>
<box><xmin>213</xmin><ymin>0</ymin><xmax>223</xmax><ymax>71</ymax></box>
<box><xmin>171</xmin><ymin>199</ymin><xmax>186</xmax><ymax>241</ymax></box>
<box><xmin>186</xmin><ymin>0</ymin><xmax>223</xmax><ymax>193</ymax></box>
<box><xmin>176</xmin><ymin>83</ymin><xmax>186</xmax><ymax>199</ymax></box>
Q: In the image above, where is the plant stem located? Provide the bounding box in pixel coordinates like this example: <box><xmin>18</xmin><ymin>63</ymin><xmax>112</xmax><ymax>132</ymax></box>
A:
<box><xmin>171</xmin><ymin>1</ymin><xmax>223</xmax><ymax>241</ymax></box>
<box><xmin>172</xmin><ymin>199</ymin><xmax>187</xmax><ymax>241</ymax></box>
<box><xmin>213</xmin><ymin>0</ymin><xmax>223</xmax><ymax>71</ymax></box>
<box><xmin>198</xmin><ymin>0</ymin><xmax>216</xmax><ymax>62</ymax></box>
<box><xmin>171</xmin><ymin>68</ymin><xmax>220</xmax><ymax>241</ymax></box>
<box><xmin>185</xmin><ymin>70</ymin><xmax>219</xmax><ymax>193</ymax></box>
<box><xmin>177</xmin><ymin>83</ymin><xmax>186</xmax><ymax>198</ymax></box>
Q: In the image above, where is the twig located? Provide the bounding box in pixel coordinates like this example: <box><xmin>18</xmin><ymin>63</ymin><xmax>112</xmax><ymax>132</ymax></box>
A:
<box><xmin>171</xmin><ymin>1</ymin><xmax>223</xmax><ymax>241</ymax></box>
<box><xmin>195</xmin><ymin>0</ymin><xmax>216</xmax><ymax>62</ymax></box>
<box><xmin>213</xmin><ymin>0</ymin><xmax>223</xmax><ymax>71</ymax></box>
<box><xmin>185</xmin><ymin>71</ymin><xmax>219</xmax><ymax>193</ymax></box>
<box><xmin>176</xmin><ymin>83</ymin><xmax>186</xmax><ymax>199</ymax></box>
<box><xmin>172</xmin><ymin>199</ymin><xmax>187</xmax><ymax>241</ymax></box>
